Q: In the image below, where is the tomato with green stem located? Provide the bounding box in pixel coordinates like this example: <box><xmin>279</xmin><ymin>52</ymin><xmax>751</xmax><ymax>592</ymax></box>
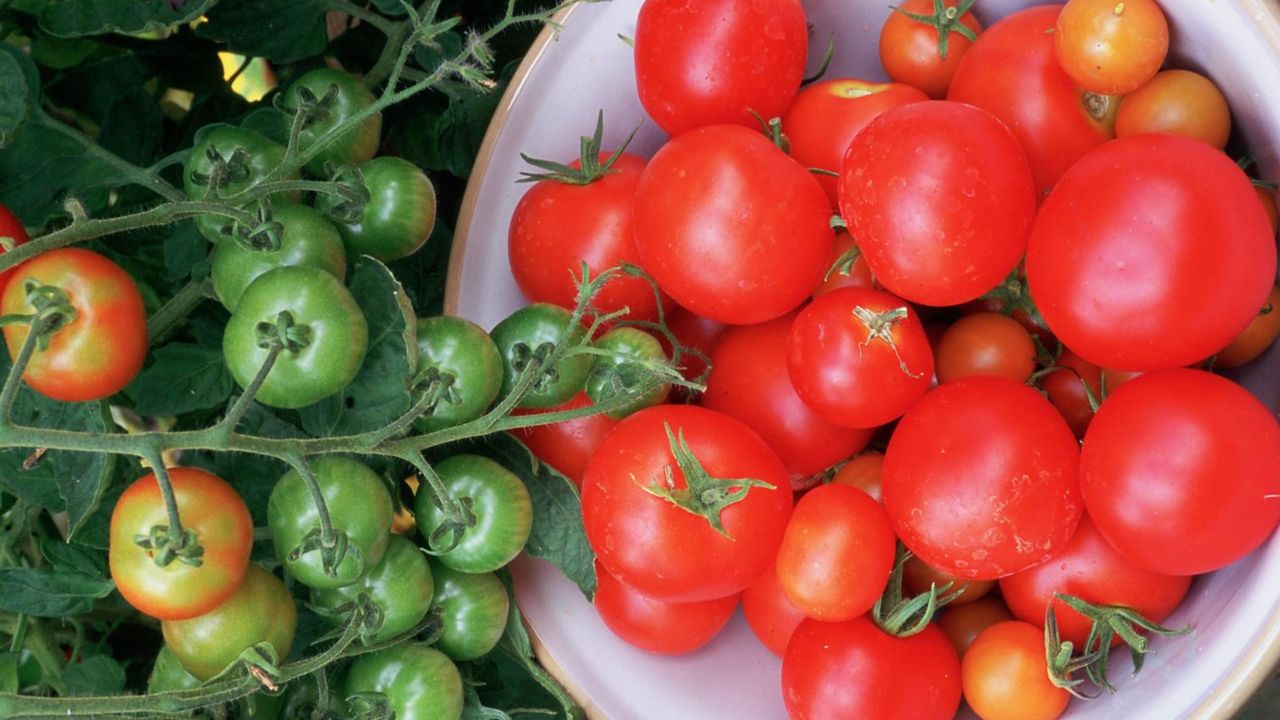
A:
<box><xmin>585</xmin><ymin>326</ymin><xmax>671</xmax><ymax>418</ymax></box>
<box><xmin>223</xmin><ymin>265</ymin><xmax>368</xmax><ymax>409</ymax></box>
<box><xmin>281</xmin><ymin>68</ymin><xmax>381</xmax><ymax>175</ymax></box>
<box><xmin>1116</xmin><ymin>69</ymin><xmax>1231</xmax><ymax>149</ymax></box>
<box><xmin>490</xmin><ymin>302</ymin><xmax>593</xmax><ymax>409</ymax></box>
<box><xmin>411</xmin><ymin>315</ymin><xmax>503</xmax><ymax>433</ymax></box>
<box><xmin>1055</xmin><ymin>0</ymin><xmax>1168</xmax><ymax>96</ymax></box>
<box><xmin>312</xmin><ymin>534</ymin><xmax>434</xmax><ymax>643</ymax></box>
<box><xmin>814</xmin><ymin>230</ymin><xmax>875</xmax><ymax>297</ymax></box>
<box><xmin>267</xmin><ymin>456</ymin><xmax>393</xmax><ymax>589</ymax></box>
<box><xmin>161</xmin><ymin>564</ymin><xmax>297</xmax><ymax>680</ymax></box>
<box><xmin>414</xmin><ymin>454</ymin><xmax>532</xmax><ymax>573</ymax></box>
<box><xmin>1</xmin><ymin>248</ymin><xmax>147</xmax><ymax>403</ymax></box>
<box><xmin>210</xmin><ymin>201</ymin><xmax>347</xmax><ymax>311</ymax></box>
<box><xmin>0</xmin><ymin>203</ymin><xmax>29</xmax><ymax>297</ymax></box>
<box><xmin>109</xmin><ymin>467</ymin><xmax>253</xmax><ymax>621</ymax></box>
<box><xmin>319</xmin><ymin>156</ymin><xmax>436</xmax><ymax>262</ymax></box>
<box><xmin>961</xmin><ymin>621</ymin><xmax>1070</xmax><ymax>720</ymax></box>
<box><xmin>342</xmin><ymin>644</ymin><xmax>462</xmax><ymax>720</ymax></box>
<box><xmin>878</xmin><ymin>0</ymin><xmax>982</xmax><ymax>99</ymax></box>
<box><xmin>1040</xmin><ymin>348</ymin><xmax>1103</xmax><ymax>439</ymax></box>
<box><xmin>183</xmin><ymin>124</ymin><xmax>299</xmax><ymax>243</ymax></box>
<box><xmin>429</xmin><ymin>560</ymin><xmax>509</xmax><ymax>661</ymax></box>
<box><xmin>593</xmin><ymin>559</ymin><xmax>739</xmax><ymax>656</ymax></box>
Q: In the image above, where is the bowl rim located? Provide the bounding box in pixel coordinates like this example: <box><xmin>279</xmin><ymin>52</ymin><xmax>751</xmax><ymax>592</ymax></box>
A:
<box><xmin>445</xmin><ymin>1</ymin><xmax>1280</xmax><ymax>717</ymax></box>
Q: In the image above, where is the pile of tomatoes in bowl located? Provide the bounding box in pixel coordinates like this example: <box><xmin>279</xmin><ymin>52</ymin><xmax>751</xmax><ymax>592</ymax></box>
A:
<box><xmin>456</xmin><ymin>0</ymin><xmax>1280</xmax><ymax>717</ymax></box>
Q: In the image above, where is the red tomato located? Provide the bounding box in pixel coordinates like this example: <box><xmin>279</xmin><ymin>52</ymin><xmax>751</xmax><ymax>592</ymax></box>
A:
<box><xmin>831</xmin><ymin>452</ymin><xmax>885</xmax><ymax>502</ymax></box>
<box><xmin>838</xmin><ymin>101</ymin><xmax>1035</xmax><ymax>307</ymax></box>
<box><xmin>702</xmin><ymin>312</ymin><xmax>873</xmax><ymax>485</ymax></box>
<box><xmin>593</xmin><ymin>560</ymin><xmax>738</xmax><ymax>655</ymax></box>
<box><xmin>581</xmin><ymin>404</ymin><xmax>793</xmax><ymax>603</ymax></box>
<box><xmin>1</xmin><ymin>248</ymin><xmax>147</xmax><ymax>402</ymax></box>
<box><xmin>814</xmin><ymin>230</ymin><xmax>876</xmax><ymax>297</ymax></box>
<box><xmin>508</xmin><ymin>152</ymin><xmax>666</xmax><ymax>323</ymax></box>
<box><xmin>634</xmin><ymin>125</ymin><xmax>833</xmax><ymax>324</ymax></box>
<box><xmin>878</xmin><ymin>0</ymin><xmax>983</xmax><ymax>99</ymax></box>
<box><xmin>1000</xmin><ymin>515</ymin><xmax>1190</xmax><ymax>648</ymax></box>
<box><xmin>1080</xmin><ymin>369</ymin><xmax>1280</xmax><ymax>576</ymax></box>
<box><xmin>742</xmin><ymin>565</ymin><xmax>807</xmax><ymax>657</ymax></box>
<box><xmin>0</xmin><ymin>203</ymin><xmax>29</xmax><ymax>296</ymax></box>
<box><xmin>787</xmin><ymin>287</ymin><xmax>934</xmax><ymax>428</ymax></box>
<box><xmin>782</xmin><ymin>616</ymin><xmax>962</xmax><ymax>720</ymax></box>
<box><xmin>938</xmin><ymin>596</ymin><xmax>1016</xmax><ymax>657</ymax></box>
<box><xmin>1040</xmin><ymin>348</ymin><xmax>1103</xmax><ymax>439</ymax></box>
<box><xmin>1055</xmin><ymin>0</ymin><xmax>1168</xmax><ymax>96</ymax></box>
<box><xmin>962</xmin><ymin>621</ymin><xmax>1070</xmax><ymax>720</ymax></box>
<box><xmin>775</xmin><ymin>484</ymin><xmax>896</xmax><ymax>622</ymax></box>
<box><xmin>883</xmin><ymin>376</ymin><xmax>1083</xmax><ymax>580</ymax></box>
<box><xmin>934</xmin><ymin>312</ymin><xmax>1037</xmax><ymax>384</ymax></box>
<box><xmin>1026</xmin><ymin>134</ymin><xmax>1276</xmax><ymax>371</ymax></box>
<box><xmin>1216</xmin><ymin>285</ymin><xmax>1280</xmax><ymax>369</ymax></box>
<box><xmin>902</xmin><ymin>555</ymin><xmax>995</xmax><ymax>607</ymax></box>
<box><xmin>781</xmin><ymin>79</ymin><xmax>928</xmax><ymax>203</ymax></box>
<box><xmin>633</xmin><ymin>0</ymin><xmax>807</xmax><ymax>137</ymax></box>
<box><xmin>659</xmin><ymin>304</ymin><xmax>726</xmax><ymax>388</ymax></box>
<box><xmin>1116</xmin><ymin>69</ymin><xmax>1231</xmax><ymax>149</ymax></box>
<box><xmin>510</xmin><ymin>392</ymin><xmax>617</xmax><ymax>489</ymax></box>
<box><xmin>947</xmin><ymin>5</ymin><xmax>1117</xmax><ymax>195</ymax></box>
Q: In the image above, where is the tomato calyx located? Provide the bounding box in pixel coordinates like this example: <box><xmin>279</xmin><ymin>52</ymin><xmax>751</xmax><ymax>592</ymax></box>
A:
<box><xmin>227</xmin><ymin>202</ymin><xmax>288</xmax><ymax>252</ymax></box>
<box><xmin>981</xmin><ymin>265</ymin><xmax>1050</xmax><ymax>330</ymax></box>
<box><xmin>871</xmin><ymin>546</ymin><xmax>964</xmax><ymax>637</ymax></box>
<box><xmin>518</xmin><ymin>110</ymin><xmax>639</xmax><ymax>186</ymax></box>
<box><xmin>411</xmin><ymin>365</ymin><xmax>462</xmax><ymax>416</ymax></box>
<box><xmin>133</xmin><ymin>524</ymin><xmax>206</xmax><ymax>568</ymax></box>
<box><xmin>289</xmin><ymin>525</ymin><xmax>354</xmax><ymax>580</ymax></box>
<box><xmin>278</xmin><ymin>80</ymin><xmax>340</xmax><ymax>132</ymax></box>
<box><xmin>255</xmin><ymin>310</ymin><xmax>313</xmax><ymax>355</ymax></box>
<box><xmin>894</xmin><ymin>0</ymin><xmax>978</xmax><ymax>60</ymax></box>
<box><xmin>1081</xmin><ymin>90</ymin><xmax>1120</xmax><ymax>125</ymax></box>
<box><xmin>852</xmin><ymin>305</ymin><xmax>923</xmax><ymax>378</ymax></box>
<box><xmin>321</xmin><ymin>165</ymin><xmax>374</xmax><ymax>224</ymax></box>
<box><xmin>638</xmin><ymin>423</ymin><xmax>777</xmax><ymax>538</ymax></box>
<box><xmin>0</xmin><ymin>281</ymin><xmax>78</xmax><ymax>351</ymax></box>
<box><xmin>511</xmin><ymin>340</ymin><xmax>563</xmax><ymax>394</ymax></box>
<box><xmin>188</xmin><ymin>144</ymin><xmax>253</xmax><ymax>197</ymax></box>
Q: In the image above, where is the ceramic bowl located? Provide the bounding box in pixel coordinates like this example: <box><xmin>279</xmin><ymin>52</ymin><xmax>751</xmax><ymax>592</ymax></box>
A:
<box><xmin>446</xmin><ymin>1</ymin><xmax>1280</xmax><ymax>717</ymax></box>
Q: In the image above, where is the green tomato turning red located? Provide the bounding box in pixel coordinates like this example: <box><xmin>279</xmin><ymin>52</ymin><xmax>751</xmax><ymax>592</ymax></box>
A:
<box><xmin>319</xmin><ymin>156</ymin><xmax>436</xmax><ymax>262</ymax></box>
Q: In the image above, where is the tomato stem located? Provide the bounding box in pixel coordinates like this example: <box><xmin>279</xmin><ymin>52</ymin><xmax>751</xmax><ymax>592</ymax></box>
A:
<box><xmin>219</xmin><ymin>343</ymin><xmax>283</xmax><ymax>437</ymax></box>
<box><xmin>517</xmin><ymin>110</ymin><xmax>640</xmax><ymax>185</ymax></box>
<box><xmin>871</xmin><ymin>545</ymin><xmax>965</xmax><ymax>637</ymax></box>
<box><xmin>895</xmin><ymin>0</ymin><xmax>978</xmax><ymax>61</ymax></box>
<box><xmin>133</xmin><ymin>458</ymin><xmax>206</xmax><ymax>569</ymax></box>
<box><xmin>286</xmin><ymin>456</ymin><xmax>348</xmax><ymax>579</ymax></box>
<box><xmin>852</xmin><ymin>305</ymin><xmax>923</xmax><ymax>378</ymax></box>
<box><xmin>0</xmin><ymin>312</ymin><xmax>58</xmax><ymax>425</ymax></box>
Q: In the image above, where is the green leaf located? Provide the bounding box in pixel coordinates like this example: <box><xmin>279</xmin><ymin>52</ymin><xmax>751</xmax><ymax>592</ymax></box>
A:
<box><xmin>60</xmin><ymin>655</ymin><xmax>126</xmax><ymax>696</ymax></box>
<box><xmin>0</xmin><ymin>51</ymin><xmax>31</xmax><ymax>149</ymax></box>
<box><xmin>132</xmin><ymin>343</ymin><xmax>235</xmax><ymax>417</ymax></box>
<box><xmin>240</xmin><ymin>107</ymin><xmax>291</xmax><ymax>146</ymax></box>
<box><xmin>395</xmin><ymin>81</ymin><xmax>505</xmax><ymax>178</ymax></box>
<box><xmin>0</xmin><ymin>653</ymin><xmax>18</xmax><ymax>694</ymax></box>
<box><xmin>197</xmin><ymin>0</ymin><xmax>329</xmax><ymax>64</ymax></box>
<box><xmin>371</xmin><ymin>0</ymin><xmax>411</xmax><ymax>16</ymax></box>
<box><xmin>38</xmin><ymin>0</ymin><xmax>214</xmax><ymax>37</ymax></box>
<box><xmin>0</xmin><ymin>119</ymin><xmax>115</xmax><ymax>229</ymax></box>
<box><xmin>41</xmin><ymin>538</ymin><xmax>106</xmax><ymax>578</ymax></box>
<box><xmin>0</xmin><ymin>567</ymin><xmax>115</xmax><ymax>617</ymax></box>
<box><xmin>297</xmin><ymin>258</ymin><xmax>417</xmax><ymax>437</ymax></box>
<box><xmin>98</xmin><ymin>87</ymin><xmax>163</xmax><ymax>166</ymax></box>
<box><xmin>28</xmin><ymin>34</ymin><xmax>100</xmax><ymax>70</ymax></box>
<box><xmin>488</xmin><ymin>571</ymin><xmax>585</xmax><ymax>720</ymax></box>
<box><xmin>163</xmin><ymin>221</ymin><xmax>212</xmax><ymax>284</ymax></box>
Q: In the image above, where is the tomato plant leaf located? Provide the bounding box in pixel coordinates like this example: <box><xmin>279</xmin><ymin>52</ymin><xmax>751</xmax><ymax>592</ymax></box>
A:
<box><xmin>163</xmin><ymin>222</ymin><xmax>212</xmax><ymax>284</ymax></box>
<box><xmin>132</xmin><ymin>343</ymin><xmax>235</xmax><ymax>417</ymax></box>
<box><xmin>37</xmin><ymin>0</ymin><xmax>214</xmax><ymax>37</ymax></box>
<box><xmin>99</xmin><ymin>88</ymin><xmax>164</xmax><ymax>166</ymax></box>
<box><xmin>0</xmin><ymin>653</ymin><xmax>18</xmax><ymax>694</ymax></box>
<box><xmin>0</xmin><ymin>119</ymin><xmax>115</xmax><ymax>229</ymax></box>
<box><xmin>41</xmin><ymin>537</ymin><xmax>106</xmax><ymax>579</ymax></box>
<box><xmin>298</xmin><ymin>258</ymin><xmax>417</xmax><ymax>437</ymax></box>
<box><xmin>60</xmin><ymin>655</ymin><xmax>126</xmax><ymax>696</ymax></box>
<box><xmin>392</xmin><ymin>80</ymin><xmax>506</xmax><ymax>179</ymax></box>
<box><xmin>0</xmin><ymin>567</ymin><xmax>115</xmax><ymax>617</ymax></box>
<box><xmin>0</xmin><ymin>52</ymin><xmax>31</xmax><ymax>150</ymax></box>
<box><xmin>197</xmin><ymin>0</ymin><xmax>329</xmax><ymax>64</ymax></box>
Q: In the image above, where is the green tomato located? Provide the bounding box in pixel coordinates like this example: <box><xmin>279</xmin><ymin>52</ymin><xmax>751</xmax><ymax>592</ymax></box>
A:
<box><xmin>319</xmin><ymin>156</ymin><xmax>437</xmax><ymax>262</ymax></box>
<box><xmin>490</xmin><ymin>303</ymin><xmax>594</xmax><ymax>409</ymax></box>
<box><xmin>412</xmin><ymin>316</ymin><xmax>503</xmax><ymax>434</ymax></box>
<box><xmin>429</xmin><ymin>560</ymin><xmax>509</xmax><ymax>662</ymax></box>
<box><xmin>183</xmin><ymin>125</ymin><xmax>300</xmax><ymax>243</ymax></box>
<box><xmin>342</xmin><ymin>644</ymin><xmax>463</xmax><ymax>720</ymax></box>
<box><xmin>161</xmin><ymin>565</ymin><xmax>297</xmax><ymax>681</ymax></box>
<box><xmin>311</xmin><ymin>534</ymin><xmax>433</xmax><ymax>642</ymax></box>
<box><xmin>415</xmin><ymin>455</ymin><xmax>532</xmax><ymax>574</ymax></box>
<box><xmin>586</xmin><ymin>326</ymin><xmax>672</xmax><ymax>418</ymax></box>
<box><xmin>268</xmin><ymin>456</ymin><xmax>393</xmax><ymax>589</ymax></box>
<box><xmin>223</xmin><ymin>266</ymin><xmax>368</xmax><ymax>409</ymax></box>
<box><xmin>281</xmin><ymin>68</ymin><xmax>381</xmax><ymax>176</ymax></box>
<box><xmin>211</xmin><ymin>202</ymin><xmax>347</xmax><ymax>311</ymax></box>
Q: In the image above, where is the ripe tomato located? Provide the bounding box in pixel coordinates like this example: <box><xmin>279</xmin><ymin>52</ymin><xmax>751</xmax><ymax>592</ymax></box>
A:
<box><xmin>781</xmin><ymin>79</ymin><xmax>928</xmax><ymax>203</ymax></box>
<box><xmin>947</xmin><ymin>5</ymin><xmax>1117</xmax><ymax>194</ymax></box>
<box><xmin>593</xmin><ymin>560</ymin><xmax>738</xmax><ymax>656</ymax></box>
<box><xmin>210</xmin><ymin>202</ymin><xmax>347</xmax><ymax>312</ymax></box>
<box><xmin>320</xmin><ymin>156</ymin><xmax>436</xmax><ymax>262</ymax></box>
<box><xmin>1116</xmin><ymin>69</ymin><xmax>1231</xmax><ymax>149</ymax></box>
<box><xmin>903</xmin><ymin>555</ymin><xmax>995</xmax><ymax>607</ymax></box>
<box><xmin>775</xmin><ymin>483</ymin><xmax>896</xmax><ymax>622</ymax></box>
<box><xmin>581</xmin><ymin>404</ymin><xmax>792</xmax><ymax>603</ymax></box>
<box><xmin>509</xmin><ymin>152</ymin><xmax>667</xmax><ymax>323</ymax></box>
<box><xmin>883</xmin><ymin>376</ymin><xmax>1083</xmax><ymax>580</ymax></box>
<box><xmin>1055</xmin><ymin>0</ymin><xmax>1168</xmax><ymax>96</ymax></box>
<box><xmin>787</xmin><ymin>287</ymin><xmax>934</xmax><ymax>428</ymax></box>
<box><xmin>961</xmin><ymin>621</ymin><xmax>1070</xmax><ymax>720</ymax></box>
<box><xmin>633</xmin><ymin>0</ymin><xmax>807</xmax><ymax>136</ymax></box>
<box><xmin>311</xmin><ymin>535</ymin><xmax>434</xmax><ymax>644</ymax></box>
<box><xmin>782</xmin><ymin>616</ymin><xmax>962</xmax><ymax>720</ymax></box>
<box><xmin>1259</xmin><ymin>185</ymin><xmax>1280</xmax><ymax>235</ymax></box>
<box><xmin>0</xmin><ymin>202</ymin><xmax>29</xmax><ymax>296</ymax></box>
<box><xmin>1026</xmin><ymin>134</ymin><xmax>1276</xmax><ymax>371</ymax></box>
<box><xmin>1</xmin><ymin>248</ymin><xmax>146</xmax><ymax>403</ymax></box>
<box><xmin>831</xmin><ymin>451</ymin><xmax>885</xmax><ymax>502</ymax></box>
<box><xmin>814</xmin><ymin>230</ymin><xmax>876</xmax><ymax>297</ymax></box>
<box><xmin>633</xmin><ymin>124</ymin><xmax>833</xmax><ymax>325</ymax></box>
<box><xmin>702</xmin><ymin>312</ymin><xmax>873</xmax><ymax>484</ymax></box>
<box><xmin>415</xmin><ymin>454</ymin><xmax>532</xmax><ymax>574</ymax></box>
<box><xmin>937</xmin><ymin>596</ymin><xmax>1015</xmax><ymax>657</ymax></box>
<box><xmin>1040</xmin><ymin>348</ymin><xmax>1103</xmax><ymax>439</ymax></box>
<box><xmin>878</xmin><ymin>0</ymin><xmax>983</xmax><ymax>99</ymax></box>
<box><xmin>510</xmin><ymin>391</ymin><xmax>617</xmax><ymax>488</ymax></box>
<box><xmin>429</xmin><ymin>560</ymin><xmax>510</xmax><ymax>662</ymax></box>
<box><xmin>839</xmin><ymin>101</ymin><xmax>1035</xmax><ymax>307</ymax></box>
<box><xmin>742</xmin><ymin>564</ymin><xmax>806</xmax><ymax>657</ymax></box>
<box><xmin>935</xmin><ymin>312</ymin><xmax>1037</xmax><ymax>384</ymax></box>
<box><xmin>1080</xmin><ymin>369</ymin><xmax>1280</xmax><ymax>576</ymax></box>
<box><xmin>1215</xmin><ymin>285</ymin><xmax>1280</xmax><ymax>368</ymax></box>
<box><xmin>1000</xmin><ymin>515</ymin><xmax>1190</xmax><ymax>648</ymax></box>
<box><xmin>110</xmin><ymin>468</ymin><xmax>253</xmax><ymax>621</ymax></box>
<box><xmin>280</xmin><ymin>68</ymin><xmax>381</xmax><ymax>175</ymax></box>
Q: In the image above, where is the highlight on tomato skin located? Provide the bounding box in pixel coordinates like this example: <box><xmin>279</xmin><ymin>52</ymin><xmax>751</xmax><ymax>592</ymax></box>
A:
<box><xmin>1054</xmin><ymin>0</ymin><xmax>1170</xmax><ymax>96</ymax></box>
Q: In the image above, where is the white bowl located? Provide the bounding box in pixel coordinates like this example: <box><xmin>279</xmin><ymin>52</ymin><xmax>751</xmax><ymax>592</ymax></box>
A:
<box><xmin>446</xmin><ymin>1</ymin><xmax>1280</xmax><ymax>717</ymax></box>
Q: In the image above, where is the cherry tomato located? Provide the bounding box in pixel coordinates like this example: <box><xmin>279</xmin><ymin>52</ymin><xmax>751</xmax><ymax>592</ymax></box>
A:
<box><xmin>961</xmin><ymin>621</ymin><xmax>1070</xmax><ymax>720</ymax></box>
<box><xmin>0</xmin><ymin>203</ymin><xmax>29</xmax><ymax>296</ymax></box>
<box><xmin>831</xmin><ymin>452</ymin><xmax>885</xmax><ymax>503</ymax></box>
<box><xmin>1080</xmin><ymin>369</ymin><xmax>1280</xmax><ymax>575</ymax></box>
<box><xmin>878</xmin><ymin>0</ymin><xmax>983</xmax><ymax>99</ymax></box>
<box><xmin>633</xmin><ymin>124</ymin><xmax>833</xmax><ymax>325</ymax></box>
<box><xmin>775</xmin><ymin>483</ymin><xmax>896</xmax><ymax>622</ymax></box>
<box><xmin>320</xmin><ymin>156</ymin><xmax>436</xmax><ymax>262</ymax></box>
<box><xmin>429</xmin><ymin>559</ymin><xmax>509</xmax><ymax>662</ymax></box>
<box><xmin>2</xmin><ymin>248</ymin><xmax>146</xmax><ymax>403</ymax></box>
<box><xmin>509</xmin><ymin>391</ymin><xmax>617</xmax><ymax>488</ymax></box>
<box><xmin>582</xmin><ymin>404</ymin><xmax>793</xmax><ymax>603</ymax></box>
<box><xmin>935</xmin><ymin>312</ymin><xmax>1036</xmax><ymax>383</ymax></box>
<box><xmin>183</xmin><ymin>125</ymin><xmax>298</xmax><ymax>243</ymax></box>
<box><xmin>593</xmin><ymin>560</ymin><xmax>738</xmax><ymax>656</ymax></box>
<box><xmin>1026</xmin><ymin>134</ymin><xmax>1276</xmax><ymax>371</ymax></box>
<box><xmin>902</xmin><ymin>555</ymin><xmax>995</xmax><ymax>607</ymax></box>
<box><xmin>884</xmin><ymin>376</ymin><xmax>1083</xmax><ymax>580</ymax></box>
<box><xmin>702</xmin><ymin>311</ymin><xmax>873</xmax><ymax>484</ymax></box>
<box><xmin>281</xmin><ymin>68</ymin><xmax>381</xmax><ymax>175</ymax></box>
<box><xmin>937</xmin><ymin>596</ymin><xmax>1015</xmax><ymax>657</ymax></box>
<box><xmin>414</xmin><ymin>454</ymin><xmax>532</xmax><ymax>574</ymax></box>
<box><xmin>948</xmin><ymin>5</ymin><xmax>1117</xmax><ymax>194</ymax></box>
<box><xmin>412</xmin><ymin>315</ymin><xmax>504</xmax><ymax>433</ymax></box>
<box><xmin>1040</xmin><ymin>348</ymin><xmax>1103</xmax><ymax>439</ymax></box>
<box><xmin>1055</xmin><ymin>0</ymin><xmax>1168</xmax><ymax>96</ymax></box>
<box><xmin>109</xmin><ymin>468</ymin><xmax>252</xmax><ymax>624</ymax></box>
<box><xmin>311</xmin><ymin>535</ymin><xmax>434</xmax><ymax>643</ymax></box>
<box><xmin>490</xmin><ymin>303</ymin><xmax>593</xmax><ymax>409</ymax></box>
<box><xmin>741</xmin><ymin>564</ymin><xmax>806</xmax><ymax>657</ymax></box>
<box><xmin>210</xmin><ymin>202</ymin><xmax>347</xmax><ymax>311</ymax></box>
<box><xmin>1215</xmin><ymin>285</ymin><xmax>1280</xmax><ymax>368</ymax></box>
<box><xmin>342</xmin><ymin>644</ymin><xmax>463</xmax><ymax>720</ymax></box>
<box><xmin>633</xmin><ymin>0</ymin><xmax>807</xmax><ymax>136</ymax></box>
<box><xmin>787</xmin><ymin>287</ymin><xmax>934</xmax><ymax>428</ymax></box>
<box><xmin>585</xmin><ymin>326</ymin><xmax>671</xmax><ymax>418</ymax></box>
<box><xmin>1116</xmin><ymin>69</ymin><xmax>1231</xmax><ymax>149</ymax></box>
<box><xmin>814</xmin><ymin>230</ymin><xmax>876</xmax><ymax>297</ymax></box>
<box><xmin>839</xmin><ymin>101</ymin><xmax>1035</xmax><ymax>306</ymax></box>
